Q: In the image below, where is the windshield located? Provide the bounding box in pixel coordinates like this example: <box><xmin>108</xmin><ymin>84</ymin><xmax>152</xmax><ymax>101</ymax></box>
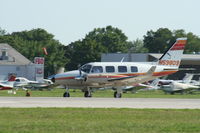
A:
<box><xmin>80</xmin><ymin>65</ymin><xmax>92</xmax><ymax>73</ymax></box>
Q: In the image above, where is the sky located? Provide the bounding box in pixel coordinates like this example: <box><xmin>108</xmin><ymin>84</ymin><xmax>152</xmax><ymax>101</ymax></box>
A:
<box><xmin>1</xmin><ymin>0</ymin><xmax>200</xmax><ymax>45</ymax></box>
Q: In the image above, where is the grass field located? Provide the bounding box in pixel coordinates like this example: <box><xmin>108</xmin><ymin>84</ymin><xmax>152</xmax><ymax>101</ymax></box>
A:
<box><xmin>1</xmin><ymin>89</ymin><xmax>200</xmax><ymax>133</ymax></box>
<box><xmin>0</xmin><ymin>108</ymin><xmax>200</xmax><ymax>133</ymax></box>
<box><xmin>1</xmin><ymin>88</ymin><xmax>200</xmax><ymax>98</ymax></box>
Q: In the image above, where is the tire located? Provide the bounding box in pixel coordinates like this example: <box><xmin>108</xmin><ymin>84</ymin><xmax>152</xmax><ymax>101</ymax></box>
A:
<box><xmin>84</xmin><ymin>91</ymin><xmax>92</xmax><ymax>97</ymax></box>
<box><xmin>63</xmin><ymin>92</ymin><xmax>70</xmax><ymax>97</ymax></box>
<box><xmin>114</xmin><ymin>91</ymin><xmax>122</xmax><ymax>98</ymax></box>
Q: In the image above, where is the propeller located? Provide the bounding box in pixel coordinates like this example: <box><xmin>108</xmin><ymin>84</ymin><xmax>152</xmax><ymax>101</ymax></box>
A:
<box><xmin>75</xmin><ymin>64</ymin><xmax>87</xmax><ymax>82</ymax></box>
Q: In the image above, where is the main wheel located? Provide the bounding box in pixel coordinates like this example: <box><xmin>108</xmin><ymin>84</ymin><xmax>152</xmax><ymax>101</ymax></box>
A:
<box><xmin>114</xmin><ymin>91</ymin><xmax>122</xmax><ymax>98</ymax></box>
<box><xmin>84</xmin><ymin>91</ymin><xmax>92</xmax><ymax>97</ymax></box>
<box><xmin>63</xmin><ymin>92</ymin><xmax>70</xmax><ymax>97</ymax></box>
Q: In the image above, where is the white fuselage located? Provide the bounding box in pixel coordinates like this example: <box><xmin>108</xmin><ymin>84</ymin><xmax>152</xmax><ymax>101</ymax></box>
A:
<box><xmin>161</xmin><ymin>81</ymin><xmax>199</xmax><ymax>93</ymax></box>
<box><xmin>54</xmin><ymin>62</ymin><xmax>178</xmax><ymax>89</ymax></box>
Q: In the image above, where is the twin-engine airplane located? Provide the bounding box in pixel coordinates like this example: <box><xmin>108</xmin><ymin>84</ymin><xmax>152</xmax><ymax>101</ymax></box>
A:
<box><xmin>52</xmin><ymin>38</ymin><xmax>187</xmax><ymax>98</ymax></box>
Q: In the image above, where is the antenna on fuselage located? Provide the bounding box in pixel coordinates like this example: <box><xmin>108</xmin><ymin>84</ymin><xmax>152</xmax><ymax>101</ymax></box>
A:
<box><xmin>120</xmin><ymin>57</ymin><xmax>125</xmax><ymax>62</ymax></box>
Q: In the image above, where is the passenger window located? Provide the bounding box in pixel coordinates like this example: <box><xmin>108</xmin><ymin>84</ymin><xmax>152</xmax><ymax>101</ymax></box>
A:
<box><xmin>131</xmin><ymin>66</ymin><xmax>138</xmax><ymax>72</ymax></box>
<box><xmin>91</xmin><ymin>66</ymin><xmax>103</xmax><ymax>73</ymax></box>
<box><xmin>118</xmin><ymin>66</ymin><xmax>127</xmax><ymax>73</ymax></box>
<box><xmin>106</xmin><ymin>66</ymin><xmax>115</xmax><ymax>73</ymax></box>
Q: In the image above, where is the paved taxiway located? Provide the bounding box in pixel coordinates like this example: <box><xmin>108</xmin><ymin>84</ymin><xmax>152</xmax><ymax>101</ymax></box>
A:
<box><xmin>0</xmin><ymin>97</ymin><xmax>200</xmax><ymax>109</ymax></box>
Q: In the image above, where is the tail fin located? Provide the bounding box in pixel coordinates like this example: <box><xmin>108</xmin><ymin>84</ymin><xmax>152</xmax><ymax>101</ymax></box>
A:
<box><xmin>150</xmin><ymin>79</ymin><xmax>159</xmax><ymax>87</ymax></box>
<box><xmin>158</xmin><ymin>38</ymin><xmax>187</xmax><ymax>68</ymax></box>
<box><xmin>8</xmin><ymin>75</ymin><xmax>16</xmax><ymax>82</ymax></box>
<box><xmin>182</xmin><ymin>73</ymin><xmax>194</xmax><ymax>84</ymax></box>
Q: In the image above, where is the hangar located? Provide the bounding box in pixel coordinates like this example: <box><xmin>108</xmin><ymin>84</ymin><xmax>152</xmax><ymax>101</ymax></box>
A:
<box><xmin>101</xmin><ymin>53</ymin><xmax>200</xmax><ymax>80</ymax></box>
<box><xmin>0</xmin><ymin>43</ymin><xmax>44</xmax><ymax>81</ymax></box>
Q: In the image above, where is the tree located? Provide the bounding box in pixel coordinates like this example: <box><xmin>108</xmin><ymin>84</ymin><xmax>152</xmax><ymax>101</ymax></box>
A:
<box><xmin>185</xmin><ymin>32</ymin><xmax>200</xmax><ymax>54</ymax></box>
<box><xmin>0</xmin><ymin>28</ymin><xmax>67</xmax><ymax>77</ymax></box>
<box><xmin>128</xmin><ymin>39</ymin><xmax>148</xmax><ymax>53</ymax></box>
<box><xmin>0</xmin><ymin>27</ymin><xmax>6</xmax><ymax>36</ymax></box>
<box><xmin>143</xmin><ymin>28</ymin><xmax>200</xmax><ymax>54</ymax></box>
<box><xmin>85</xmin><ymin>26</ymin><xmax>129</xmax><ymax>53</ymax></box>
<box><xmin>65</xmin><ymin>26</ymin><xmax>131</xmax><ymax>70</ymax></box>
<box><xmin>143</xmin><ymin>28</ymin><xmax>173</xmax><ymax>53</ymax></box>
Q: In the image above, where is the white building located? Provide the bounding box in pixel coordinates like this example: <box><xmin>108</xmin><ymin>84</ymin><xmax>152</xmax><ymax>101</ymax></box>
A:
<box><xmin>0</xmin><ymin>43</ymin><xmax>44</xmax><ymax>81</ymax></box>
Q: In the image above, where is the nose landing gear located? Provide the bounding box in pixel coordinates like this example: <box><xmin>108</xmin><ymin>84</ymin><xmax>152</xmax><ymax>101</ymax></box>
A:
<box><xmin>84</xmin><ymin>90</ymin><xmax>92</xmax><ymax>97</ymax></box>
<box><xmin>63</xmin><ymin>86</ymin><xmax>70</xmax><ymax>97</ymax></box>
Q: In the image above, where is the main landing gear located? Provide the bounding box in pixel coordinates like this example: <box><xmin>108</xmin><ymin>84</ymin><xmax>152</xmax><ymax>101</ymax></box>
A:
<box><xmin>63</xmin><ymin>86</ymin><xmax>92</xmax><ymax>98</ymax></box>
<box><xmin>113</xmin><ymin>87</ymin><xmax>122</xmax><ymax>98</ymax></box>
<box><xmin>84</xmin><ymin>89</ymin><xmax>92</xmax><ymax>97</ymax></box>
<box><xmin>114</xmin><ymin>91</ymin><xmax>122</xmax><ymax>98</ymax></box>
<box><xmin>63</xmin><ymin>92</ymin><xmax>70</xmax><ymax>97</ymax></box>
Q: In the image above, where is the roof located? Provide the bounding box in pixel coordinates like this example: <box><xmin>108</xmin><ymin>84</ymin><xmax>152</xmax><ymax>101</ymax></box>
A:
<box><xmin>149</xmin><ymin>53</ymin><xmax>200</xmax><ymax>61</ymax></box>
<box><xmin>0</xmin><ymin>43</ymin><xmax>32</xmax><ymax>65</ymax></box>
<box><xmin>101</xmin><ymin>53</ymin><xmax>200</xmax><ymax>65</ymax></box>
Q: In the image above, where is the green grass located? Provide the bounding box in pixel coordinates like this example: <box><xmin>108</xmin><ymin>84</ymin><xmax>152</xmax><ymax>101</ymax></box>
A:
<box><xmin>0</xmin><ymin>108</ymin><xmax>200</xmax><ymax>133</ymax></box>
<box><xmin>1</xmin><ymin>88</ymin><xmax>200</xmax><ymax>98</ymax></box>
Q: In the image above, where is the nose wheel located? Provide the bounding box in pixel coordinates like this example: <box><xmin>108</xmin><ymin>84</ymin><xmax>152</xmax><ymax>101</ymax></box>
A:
<box><xmin>63</xmin><ymin>86</ymin><xmax>70</xmax><ymax>97</ymax></box>
<box><xmin>63</xmin><ymin>92</ymin><xmax>70</xmax><ymax>97</ymax></box>
<box><xmin>84</xmin><ymin>90</ymin><xmax>92</xmax><ymax>97</ymax></box>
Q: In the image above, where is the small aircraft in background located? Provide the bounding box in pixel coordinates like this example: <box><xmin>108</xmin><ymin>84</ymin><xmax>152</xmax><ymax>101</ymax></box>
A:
<box><xmin>160</xmin><ymin>73</ymin><xmax>200</xmax><ymax>94</ymax></box>
<box><xmin>14</xmin><ymin>77</ymin><xmax>54</xmax><ymax>90</ymax></box>
<box><xmin>161</xmin><ymin>81</ymin><xmax>199</xmax><ymax>94</ymax></box>
<box><xmin>0</xmin><ymin>75</ymin><xmax>15</xmax><ymax>90</ymax></box>
<box><xmin>158</xmin><ymin>73</ymin><xmax>195</xmax><ymax>85</ymax></box>
<box><xmin>96</xmin><ymin>79</ymin><xmax>160</xmax><ymax>94</ymax></box>
<box><xmin>0</xmin><ymin>76</ymin><xmax>53</xmax><ymax>93</ymax></box>
<box><xmin>52</xmin><ymin>38</ymin><xmax>187</xmax><ymax>98</ymax></box>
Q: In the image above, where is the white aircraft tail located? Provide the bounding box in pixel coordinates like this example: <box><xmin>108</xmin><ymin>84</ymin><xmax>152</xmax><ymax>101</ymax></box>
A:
<box><xmin>158</xmin><ymin>38</ymin><xmax>187</xmax><ymax>68</ymax></box>
<box><xmin>182</xmin><ymin>73</ymin><xmax>194</xmax><ymax>84</ymax></box>
<box><xmin>150</xmin><ymin>79</ymin><xmax>159</xmax><ymax>87</ymax></box>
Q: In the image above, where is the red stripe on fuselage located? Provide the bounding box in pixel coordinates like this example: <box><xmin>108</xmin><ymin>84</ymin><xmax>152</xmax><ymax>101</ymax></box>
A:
<box><xmin>0</xmin><ymin>87</ymin><xmax>12</xmax><ymax>90</ymax></box>
<box><xmin>153</xmin><ymin>70</ymin><xmax>178</xmax><ymax>76</ymax></box>
<box><xmin>55</xmin><ymin>77</ymin><xmax>75</xmax><ymax>80</ymax></box>
<box><xmin>55</xmin><ymin>71</ymin><xmax>177</xmax><ymax>81</ymax></box>
<box><xmin>88</xmin><ymin>75</ymin><xmax>128</xmax><ymax>78</ymax></box>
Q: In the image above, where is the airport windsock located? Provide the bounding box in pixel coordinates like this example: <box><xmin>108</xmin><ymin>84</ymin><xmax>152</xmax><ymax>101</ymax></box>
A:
<box><xmin>43</xmin><ymin>47</ymin><xmax>48</xmax><ymax>55</ymax></box>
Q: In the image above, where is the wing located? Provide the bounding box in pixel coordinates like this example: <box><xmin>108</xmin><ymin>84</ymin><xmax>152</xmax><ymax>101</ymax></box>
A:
<box><xmin>0</xmin><ymin>83</ymin><xmax>13</xmax><ymax>90</ymax></box>
<box><xmin>108</xmin><ymin>66</ymin><xmax>157</xmax><ymax>86</ymax></box>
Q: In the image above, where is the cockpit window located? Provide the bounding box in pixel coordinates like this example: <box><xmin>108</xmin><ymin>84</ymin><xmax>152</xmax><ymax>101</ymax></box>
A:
<box><xmin>80</xmin><ymin>65</ymin><xmax>92</xmax><ymax>73</ymax></box>
<box><xmin>15</xmin><ymin>79</ymin><xmax>20</xmax><ymax>82</ymax></box>
<box><xmin>91</xmin><ymin>66</ymin><xmax>103</xmax><ymax>73</ymax></box>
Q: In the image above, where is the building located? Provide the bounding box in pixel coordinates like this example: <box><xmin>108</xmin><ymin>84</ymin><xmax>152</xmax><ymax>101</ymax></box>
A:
<box><xmin>101</xmin><ymin>53</ymin><xmax>200</xmax><ymax>80</ymax></box>
<box><xmin>0</xmin><ymin>43</ymin><xmax>44</xmax><ymax>81</ymax></box>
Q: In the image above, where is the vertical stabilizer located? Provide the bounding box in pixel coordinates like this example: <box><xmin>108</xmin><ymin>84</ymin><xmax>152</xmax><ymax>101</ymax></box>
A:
<box><xmin>182</xmin><ymin>73</ymin><xmax>194</xmax><ymax>84</ymax></box>
<box><xmin>158</xmin><ymin>38</ymin><xmax>187</xmax><ymax>68</ymax></box>
<box><xmin>8</xmin><ymin>75</ymin><xmax>16</xmax><ymax>82</ymax></box>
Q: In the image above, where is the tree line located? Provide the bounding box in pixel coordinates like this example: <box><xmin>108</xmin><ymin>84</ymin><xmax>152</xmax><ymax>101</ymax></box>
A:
<box><xmin>0</xmin><ymin>26</ymin><xmax>200</xmax><ymax>77</ymax></box>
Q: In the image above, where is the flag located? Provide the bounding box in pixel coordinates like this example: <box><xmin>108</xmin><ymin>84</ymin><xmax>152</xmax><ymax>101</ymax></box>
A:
<box><xmin>42</xmin><ymin>47</ymin><xmax>48</xmax><ymax>55</ymax></box>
